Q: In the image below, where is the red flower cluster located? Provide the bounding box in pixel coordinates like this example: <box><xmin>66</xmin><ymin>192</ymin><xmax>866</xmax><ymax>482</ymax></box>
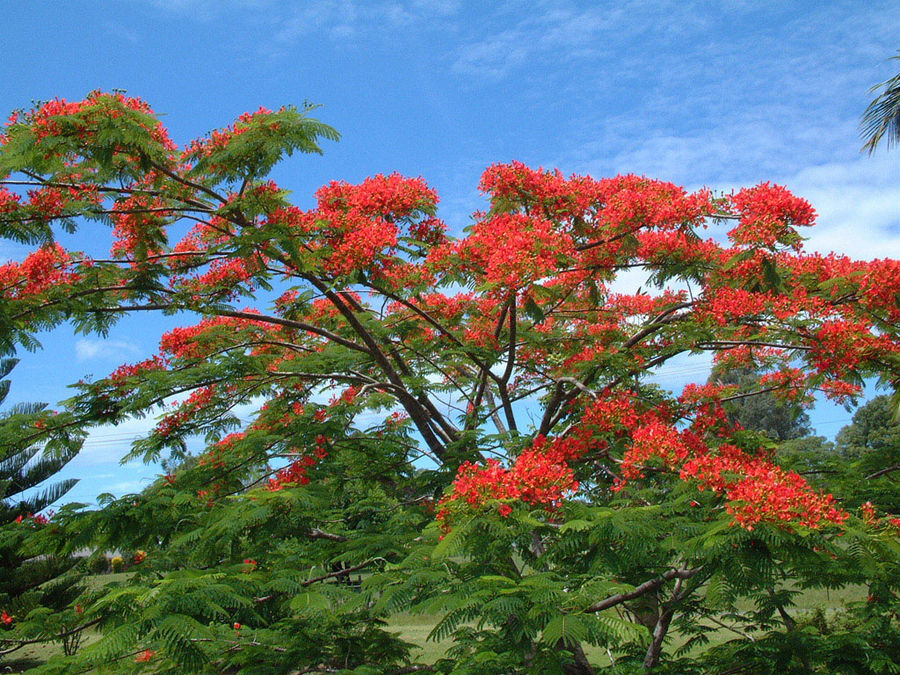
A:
<box><xmin>266</xmin><ymin>437</ymin><xmax>328</xmax><ymax>491</ymax></box>
<box><xmin>178</xmin><ymin>257</ymin><xmax>257</xmax><ymax>300</ymax></box>
<box><xmin>436</xmin><ymin>441</ymin><xmax>581</xmax><ymax>529</ymax></box>
<box><xmin>729</xmin><ymin>182</ymin><xmax>816</xmax><ymax>248</ymax></box>
<box><xmin>681</xmin><ymin>445</ymin><xmax>847</xmax><ymax>530</ymax></box>
<box><xmin>154</xmin><ymin>386</ymin><xmax>218</xmax><ymax>437</ymax></box>
<box><xmin>108</xmin><ymin>356</ymin><xmax>166</xmax><ymax>387</ymax></box>
<box><xmin>859</xmin><ymin>501</ymin><xmax>900</xmax><ymax>535</ymax></box>
<box><xmin>135</xmin><ymin>649</ymin><xmax>155</xmax><ymax>663</ymax></box>
<box><xmin>14</xmin><ymin>512</ymin><xmax>50</xmax><ymax>526</ymax></box>
<box><xmin>267</xmin><ymin>173</ymin><xmax>442</xmax><ymax>278</ymax></box>
<box><xmin>637</xmin><ymin>229</ymin><xmax>721</xmax><ymax>265</ymax></box>
<box><xmin>478</xmin><ymin>162</ymin><xmax>712</xmax><ymax>231</ymax></box>
<box><xmin>329</xmin><ymin>386</ymin><xmax>359</xmax><ymax>406</ymax></box>
<box><xmin>266</xmin><ymin>459</ymin><xmax>311</xmax><ymax>490</ymax></box>
<box><xmin>184</xmin><ymin>106</ymin><xmax>275</xmax><ymax>160</ymax></box>
<box><xmin>316</xmin><ymin>172</ymin><xmax>438</xmax><ymax>220</ymax></box>
<box><xmin>0</xmin><ymin>187</ymin><xmax>21</xmax><ymax>213</ymax></box>
<box><xmin>810</xmin><ymin>319</ymin><xmax>899</xmax><ymax>379</ymax></box>
<box><xmin>13</xmin><ymin>91</ymin><xmax>175</xmax><ymax>150</ymax></box>
<box><xmin>437</xmin><ymin>212</ymin><xmax>574</xmax><ymax>291</ymax></box>
<box><xmin>323</xmin><ymin>213</ymin><xmax>398</xmax><ymax>276</ymax></box>
<box><xmin>570</xmin><ymin>391</ymin><xmax>849</xmax><ymax>531</ymax></box>
<box><xmin>110</xmin><ymin>190</ymin><xmax>169</xmax><ymax>259</ymax></box>
<box><xmin>0</xmin><ymin>243</ymin><xmax>75</xmax><ymax>298</ymax></box>
<box><xmin>160</xmin><ymin>313</ymin><xmax>269</xmax><ymax>359</ymax></box>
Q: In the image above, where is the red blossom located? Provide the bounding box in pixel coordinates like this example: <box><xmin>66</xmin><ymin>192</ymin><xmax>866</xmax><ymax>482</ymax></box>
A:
<box><xmin>159</xmin><ymin>313</ymin><xmax>269</xmax><ymax>360</ymax></box>
<box><xmin>266</xmin><ymin>459</ymin><xmax>311</xmax><ymax>491</ymax></box>
<box><xmin>729</xmin><ymin>182</ymin><xmax>815</xmax><ymax>248</ymax></box>
<box><xmin>0</xmin><ymin>243</ymin><xmax>75</xmax><ymax>299</ymax></box>
<box><xmin>108</xmin><ymin>356</ymin><xmax>166</xmax><ymax>387</ymax></box>
<box><xmin>135</xmin><ymin>649</ymin><xmax>155</xmax><ymax>663</ymax></box>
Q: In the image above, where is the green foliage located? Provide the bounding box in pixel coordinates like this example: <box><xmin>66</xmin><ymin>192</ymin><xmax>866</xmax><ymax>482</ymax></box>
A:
<box><xmin>861</xmin><ymin>51</ymin><xmax>900</xmax><ymax>154</ymax></box>
<box><xmin>0</xmin><ymin>359</ymin><xmax>84</xmax><ymax>664</ymax></box>
<box><xmin>0</xmin><ymin>92</ymin><xmax>897</xmax><ymax>674</ymax></box>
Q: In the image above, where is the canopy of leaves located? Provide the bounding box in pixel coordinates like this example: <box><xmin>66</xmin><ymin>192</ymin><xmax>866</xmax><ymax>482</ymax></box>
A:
<box><xmin>0</xmin><ymin>92</ymin><xmax>896</xmax><ymax>673</ymax></box>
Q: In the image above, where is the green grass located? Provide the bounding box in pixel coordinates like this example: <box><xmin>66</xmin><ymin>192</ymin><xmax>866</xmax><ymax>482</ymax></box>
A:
<box><xmin>388</xmin><ymin>613</ymin><xmax>452</xmax><ymax>663</ymax></box>
<box><xmin>82</xmin><ymin>571</ymin><xmax>133</xmax><ymax>591</ymax></box>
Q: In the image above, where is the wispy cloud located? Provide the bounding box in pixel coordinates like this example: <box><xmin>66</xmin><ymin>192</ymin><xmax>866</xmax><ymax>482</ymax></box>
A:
<box><xmin>74</xmin><ymin>338</ymin><xmax>140</xmax><ymax>363</ymax></box>
<box><xmin>788</xmin><ymin>157</ymin><xmax>900</xmax><ymax>260</ymax></box>
<box><xmin>261</xmin><ymin>0</ymin><xmax>462</xmax><ymax>49</ymax></box>
<box><xmin>450</xmin><ymin>1</ymin><xmax>708</xmax><ymax>80</ymax></box>
<box><xmin>144</xmin><ymin>0</ymin><xmax>272</xmax><ymax>20</ymax></box>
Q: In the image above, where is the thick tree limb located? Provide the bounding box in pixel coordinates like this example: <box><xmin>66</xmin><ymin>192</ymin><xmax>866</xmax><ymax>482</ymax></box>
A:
<box><xmin>584</xmin><ymin>567</ymin><xmax>702</xmax><ymax>614</ymax></box>
<box><xmin>866</xmin><ymin>464</ymin><xmax>900</xmax><ymax>480</ymax></box>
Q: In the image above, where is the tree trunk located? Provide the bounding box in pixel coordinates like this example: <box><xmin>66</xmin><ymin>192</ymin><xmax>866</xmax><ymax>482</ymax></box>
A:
<box><xmin>642</xmin><ymin>607</ymin><xmax>675</xmax><ymax>669</ymax></box>
<box><xmin>559</xmin><ymin>639</ymin><xmax>595</xmax><ymax>675</ymax></box>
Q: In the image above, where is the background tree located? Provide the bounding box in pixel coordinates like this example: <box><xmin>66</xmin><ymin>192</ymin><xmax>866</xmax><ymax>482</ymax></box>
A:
<box><xmin>0</xmin><ymin>358</ymin><xmax>84</xmax><ymax>664</ymax></box>
<box><xmin>833</xmin><ymin>395</ymin><xmax>900</xmax><ymax>511</ymax></box>
<box><xmin>0</xmin><ymin>92</ymin><xmax>897</xmax><ymax>673</ymax></box>
<box><xmin>709</xmin><ymin>363</ymin><xmax>811</xmax><ymax>441</ymax></box>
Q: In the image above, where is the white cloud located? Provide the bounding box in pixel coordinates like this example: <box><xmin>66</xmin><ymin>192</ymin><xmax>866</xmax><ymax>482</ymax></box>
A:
<box><xmin>452</xmin><ymin>29</ymin><xmax>532</xmax><ymax>79</ymax></box>
<box><xmin>267</xmin><ymin>0</ymin><xmax>461</xmax><ymax>48</ymax></box>
<box><xmin>786</xmin><ymin>156</ymin><xmax>900</xmax><ymax>259</ymax></box>
<box><xmin>74</xmin><ymin>338</ymin><xmax>140</xmax><ymax>362</ymax></box>
<box><xmin>145</xmin><ymin>0</ymin><xmax>272</xmax><ymax>19</ymax></box>
<box><xmin>449</xmin><ymin>1</ymin><xmax>711</xmax><ymax>80</ymax></box>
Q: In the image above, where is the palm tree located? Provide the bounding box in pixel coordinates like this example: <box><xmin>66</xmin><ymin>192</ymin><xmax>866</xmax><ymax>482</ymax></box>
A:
<box><xmin>0</xmin><ymin>358</ymin><xmax>79</xmax><ymax>521</ymax></box>
<box><xmin>0</xmin><ymin>358</ymin><xmax>84</xmax><ymax>656</ymax></box>
<box><xmin>861</xmin><ymin>52</ymin><xmax>900</xmax><ymax>154</ymax></box>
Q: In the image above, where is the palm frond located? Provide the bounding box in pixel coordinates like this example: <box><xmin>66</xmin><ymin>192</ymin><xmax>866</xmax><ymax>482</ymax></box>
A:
<box><xmin>861</xmin><ymin>54</ymin><xmax>900</xmax><ymax>154</ymax></box>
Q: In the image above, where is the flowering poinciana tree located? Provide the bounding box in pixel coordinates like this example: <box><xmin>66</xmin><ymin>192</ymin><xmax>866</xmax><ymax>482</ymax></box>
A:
<box><xmin>0</xmin><ymin>92</ymin><xmax>899</xmax><ymax>673</ymax></box>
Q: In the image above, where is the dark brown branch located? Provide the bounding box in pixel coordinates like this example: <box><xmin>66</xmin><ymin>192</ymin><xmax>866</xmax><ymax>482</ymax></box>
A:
<box><xmin>498</xmin><ymin>297</ymin><xmax>518</xmax><ymax>432</ymax></box>
<box><xmin>148</xmin><ymin>160</ymin><xmax>227</xmax><ymax>204</ymax></box>
<box><xmin>255</xmin><ymin>560</ymin><xmax>372</xmax><ymax>602</ymax></box>
<box><xmin>584</xmin><ymin>567</ymin><xmax>702</xmax><ymax>614</ymax></box>
<box><xmin>364</xmin><ymin>281</ymin><xmax>497</xmax><ymax>382</ymax></box>
<box><xmin>306</xmin><ymin>528</ymin><xmax>348</xmax><ymax>542</ymax></box>
<box><xmin>86</xmin><ymin>304</ymin><xmax>373</xmax><ymax>356</ymax></box>
<box><xmin>697</xmin><ymin>340</ymin><xmax>811</xmax><ymax>352</ymax></box>
<box><xmin>304</xmin><ymin>277</ymin><xmax>449</xmax><ymax>459</ymax></box>
<box><xmin>538</xmin><ymin>304</ymin><xmax>692</xmax><ymax>436</ymax></box>
<box><xmin>642</xmin><ymin>575</ymin><xmax>689</xmax><ymax>669</ymax></box>
<box><xmin>467</xmin><ymin>301</ymin><xmax>510</xmax><ymax>431</ymax></box>
<box><xmin>866</xmin><ymin>464</ymin><xmax>900</xmax><ymax>480</ymax></box>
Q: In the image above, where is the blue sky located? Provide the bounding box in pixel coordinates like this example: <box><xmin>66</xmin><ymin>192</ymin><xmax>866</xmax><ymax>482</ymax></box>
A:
<box><xmin>2</xmin><ymin>1</ymin><xmax>899</xmax><ymax>503</ymax></box>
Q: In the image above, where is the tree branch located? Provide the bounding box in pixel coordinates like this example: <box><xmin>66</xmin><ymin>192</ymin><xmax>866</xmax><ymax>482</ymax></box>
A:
<box><xmin>0</xmin><ymin>616</ymin><xmax>102</xmax><ymax>655</ymax></box>
<box><xmin>584</xmin><ymin>567</ymin><xmax>702</xmax><ymax>614</ymax></box>
<box><xmin>866</xmin><ymin>464</ymin><xmax>900</xmax><ymax>480</ymax></box>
